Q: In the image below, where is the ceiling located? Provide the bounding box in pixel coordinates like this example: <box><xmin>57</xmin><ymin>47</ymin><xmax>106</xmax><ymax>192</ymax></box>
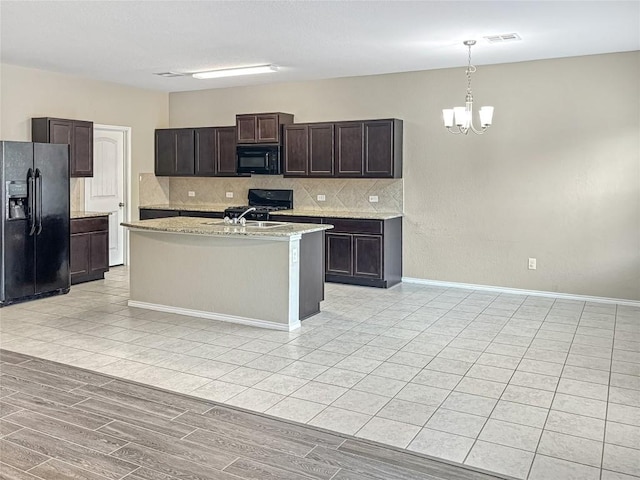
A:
<box><xmin>1</xmin><ymin>1</ymin><xmax>638</xmax><ymax>93</ymax></box>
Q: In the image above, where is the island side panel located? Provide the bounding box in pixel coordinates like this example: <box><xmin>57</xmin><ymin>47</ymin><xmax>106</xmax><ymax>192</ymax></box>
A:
<box><xmin>129</xmin><ymin>230</ymin><xmax>294</xmax><ymax>328</ymax></box>
<box><xmin>299</xmin><ymin>230</ymin><xmax>324</xmax><ymax>319</ymax></box>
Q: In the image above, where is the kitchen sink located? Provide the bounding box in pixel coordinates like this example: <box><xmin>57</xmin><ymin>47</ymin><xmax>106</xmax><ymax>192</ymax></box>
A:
<box><xmin>201</xmin><ymin>220</ymin><xmax>288</xmax><ymax>229</ymax></box>
<box><xmin>244</xmin><ymin>221</ymin><xmax>288</xmax><ymax>228</ymax></box>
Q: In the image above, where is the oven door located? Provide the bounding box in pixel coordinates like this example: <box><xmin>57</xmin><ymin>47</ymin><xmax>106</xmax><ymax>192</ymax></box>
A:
<box><xmin>236</xmin><ymin>146</ymin><xmax>280</xmax><ymax>174</ymax></box>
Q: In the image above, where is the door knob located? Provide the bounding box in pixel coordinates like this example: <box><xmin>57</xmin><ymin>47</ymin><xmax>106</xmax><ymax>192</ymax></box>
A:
<box><xmin>119</xmin><ymin>202</ymin><xmax>125</xmax><ymax>207</ymax></box>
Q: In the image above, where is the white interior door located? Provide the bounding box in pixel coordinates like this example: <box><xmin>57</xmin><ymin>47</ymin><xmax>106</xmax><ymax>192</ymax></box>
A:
<box><xmin>85</xmin><ymin>126</ymin><xmax>126</xmax><ymax>266</ymax></box>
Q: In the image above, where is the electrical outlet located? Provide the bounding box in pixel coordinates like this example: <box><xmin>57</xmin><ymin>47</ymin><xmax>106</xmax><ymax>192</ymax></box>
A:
<box><xmin>188</xmin><ymin>191</ymin><xmax>195</xmax><ymax>197</ymax></box>
<box><xmin>528</xmin><ymin>258</ymin><xmax>537</xmax><ymax>270</ymax></box>
<box><xmin>226</xmin><ymin>192</ymin><xmax>234</xmax><ymax>198</ymax></box>
<box><xmin>317</xmin><ymin>194</ymin><xmax>326</xmax><ymax>202</ymax></box>
<box><xmin>369</xmin><ymin>195</ymin><xmax>379</xmax><ymax>203</ymax></box>
<box><xmin>292</xmin><ymin>246</ymin><xmax>299</xmax><ymax>263</ymax></box>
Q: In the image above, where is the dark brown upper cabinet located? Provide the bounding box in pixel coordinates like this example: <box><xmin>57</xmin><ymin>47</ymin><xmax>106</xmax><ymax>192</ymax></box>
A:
<box><xmin>283</xmin><ymin>124</ymin><xmax>308</xmax><ymax>176</ymax></box>
<box><xmin>335</xmin><ymin>122</ymin><xmax>364</xmax><ymax>177</ymax></box>
<box><xmin>214</xmin><ymin>127</ymin><xmax>238</xmax><ymax>175</ymax></box>
<box><xmin>194</xmin><ymin>127</ymin><xmax>237</xmax><ymax>176</ymax></box>
<box><xmin>283</xmin><ymin>123</ymin><xmax>334</xmax><ymax>177</ymax></box>
<box><xmin>32</xmin><ymin>117</ymin><xmax>94</xmax><ymax>177</ymax></box>
<box><xmin>156</xmin><ymin>127</ymin><xmax>240</xmax><ymax>177</ymax></box>
<box><xmin>336</xmin><ymin>119</ymin><xmax>402</xmax><ymax>178</ymax></box>
<box><xmin>236</xmin><ymin>113</ymin><xmax>294</xmax><ymax>144</ymax></box>
<box><xmin>155</xmin><ymin>129</ymin><xmax>195</xmax><ymax>176</ymax></box>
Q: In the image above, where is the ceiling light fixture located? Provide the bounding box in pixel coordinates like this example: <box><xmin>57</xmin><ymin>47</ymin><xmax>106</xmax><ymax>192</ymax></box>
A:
<box><xmin>192</xmin><ymin>64</ymin><xmax>278</xmax><ymax>80</ymax></box>
<box><xmin>442</xmin><ymin>40</ymin><xmax>494</xmax><ymax>135</ymax></box>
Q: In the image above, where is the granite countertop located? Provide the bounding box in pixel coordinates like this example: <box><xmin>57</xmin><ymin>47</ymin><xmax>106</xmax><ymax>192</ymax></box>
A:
<box><xmin>139</xmin><ymin>204</ymin><xmax>402</xmax><ymax>220</ymax></box>
<box><xmin>71</xmin><ymin>210</ymin><xmax>111</xmax><ymax>219</ymax></box>
<box><xmin>122</xmin><ymin>217</ymin><xmax>333</xmax><ymax>238</ymax></box>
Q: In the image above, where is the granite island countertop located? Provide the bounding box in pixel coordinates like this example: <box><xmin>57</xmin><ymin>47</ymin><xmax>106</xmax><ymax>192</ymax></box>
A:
<box><xmin>139</xmin><ymin>204</ymin><xmax>402</xmax><ymax>220</ymax></box>
<box><xmin>122</xmin><ymin>216</ymin><xmax>332</xmax><ymax>238</ymax></box>
<box><xmin>71</xmin><ymin>210</ymin><xmax>111</xmax><ymax>219</ymax></box>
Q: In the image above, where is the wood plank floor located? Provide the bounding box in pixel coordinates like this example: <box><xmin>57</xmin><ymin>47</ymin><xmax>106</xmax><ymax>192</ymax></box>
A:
<box><xmin>0</xmin><ymin>349</ymin><xmax>507</xmax><ymax>480</ymax></box>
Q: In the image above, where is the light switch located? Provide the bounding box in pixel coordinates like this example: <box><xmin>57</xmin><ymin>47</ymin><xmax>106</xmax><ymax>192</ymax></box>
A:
<box><xmin>317</xmin><ymin>194</ymin><xmax>326</xmax><ymax>202</ymax></box>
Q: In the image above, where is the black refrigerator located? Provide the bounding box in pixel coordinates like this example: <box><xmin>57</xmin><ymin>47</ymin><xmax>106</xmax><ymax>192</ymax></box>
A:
<box><xmin>1</xmin><ymin>141</ymin><xmax>70</xmax><ymax>306</ymax></box>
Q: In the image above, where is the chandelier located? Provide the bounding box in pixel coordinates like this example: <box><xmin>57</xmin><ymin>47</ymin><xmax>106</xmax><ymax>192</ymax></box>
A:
<box><xmin>443</xmin><ymin>40</ymin><xmax>494</xmax><ymax>135</ymax></box>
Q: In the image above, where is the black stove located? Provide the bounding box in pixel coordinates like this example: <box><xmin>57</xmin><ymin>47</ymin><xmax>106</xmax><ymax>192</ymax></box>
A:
<box><xmin>224</xmin><ymin>189</ymin><xmax>293</xmax><ymax>221</ymax></box>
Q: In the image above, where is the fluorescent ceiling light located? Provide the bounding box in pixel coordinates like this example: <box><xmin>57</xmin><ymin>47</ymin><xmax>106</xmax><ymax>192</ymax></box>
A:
<box><xmin>192</xmin><ymin>64</ymin><xmax>278</xmax><ymax>79</ymax></box>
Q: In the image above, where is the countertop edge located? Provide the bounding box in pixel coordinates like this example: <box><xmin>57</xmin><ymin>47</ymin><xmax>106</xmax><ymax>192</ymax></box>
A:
<box><xmin>71</xmin><ymin>211</ymin><xmax>111</xmax><ymax>219</ymax></box>
<box><xmin>122</xmin><ymin>219</ymin><xmax>333</xmax><ymax>238</ymax></box>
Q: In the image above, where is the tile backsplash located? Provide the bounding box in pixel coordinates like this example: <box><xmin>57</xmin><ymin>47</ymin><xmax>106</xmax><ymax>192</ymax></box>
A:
<box><xmin>156</xmin><ymin>176</ymin><xmax>403</xmax><ymax>212</ymax></box>
<box><xmin>139</xmin><ymin>173</ymin><xmax>170</xmax><ymax>206</ymax></box>
<box><xmin>70</xmin><ymin>178</ymin><xmax>84</xmax><ymax>211</ymax></box>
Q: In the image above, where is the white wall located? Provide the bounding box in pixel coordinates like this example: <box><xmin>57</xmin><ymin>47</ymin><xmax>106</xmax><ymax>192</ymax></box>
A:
<box><xmin>169</xmin><ymin>52</ymin><xmax>640</xmax><ymax>301</ymax></box>
<box><xmin>0</xmin><ymin>63</ymin><xmax>169</xmax><ymax>218</ymax></box>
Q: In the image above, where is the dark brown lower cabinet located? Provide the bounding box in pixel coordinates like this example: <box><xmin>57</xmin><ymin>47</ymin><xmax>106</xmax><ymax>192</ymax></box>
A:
<box><xmin>354</xmin><ymin>235</ymin><xmax>383</xmax><ymax>278</ymax></box>
<box><xmin>274</xmin><ymin>214</ymin><xmax>402</xmax><ymax>288</ymax></box>
<box><xmin>326</xmin><ymin>233</ymin><xmax>353</xmax><ymax>276</ymax></box>
<box><xmin>70</xmin><ymin>216</ymin><xmax>109</xmax><ymax>285</ymax></box>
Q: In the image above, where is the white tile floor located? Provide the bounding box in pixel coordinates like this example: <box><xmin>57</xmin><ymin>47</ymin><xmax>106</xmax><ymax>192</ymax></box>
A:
<box><xmin>1</xmin><ymin>267</ymin><xmax>639</xmax><ymax>480</ymax></box>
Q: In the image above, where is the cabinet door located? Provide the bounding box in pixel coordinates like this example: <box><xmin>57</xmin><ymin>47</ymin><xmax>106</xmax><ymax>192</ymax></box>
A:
<box><xmin>195</xmin><ymin>128</ymin><xmax>216</xmax><ymax>176</ymax></box>
<box><xmin>326</xmin><ymin>233</ymin><xmax>353</xmax><ymax>276</ymax></box>
<box><xmin>309</xmin><ymin>124</ymin><xmax>334</xmax><ymax>176</ymax></box>
<box><xmin>70</xmin><ymin>234</ymin><xmax>90</xmax><ymax>276</ymax></box>
<box><xmin>256</xmin><ymin>114</ymin><xmax>279</xmax><ymax>143</ymax></box>
<box><xmin>364</xmin><ymin>120</ymin><xmax>393</xmax><ymax>178</ymax></box>
<box><xmin>155</xmin><ymin>130</ymin><xmax>176</xmax><ymax>176</ymax></box>
<box><xmin>335</xmin><ymin>122</ymin><xmax>363</xmax><ymax>176</ymax></box>
<box><xmin>48</xmin><ymin>119</ymin><xmax>73</xmax><ymax>146</ymax></box>
<box><xmin>283</xmin><ymin>125</ymin><xmax>308</xmax><ymax>176</ymax></box>
<box><xmin>72</xmin><ymin>120</ymin><xmax>93</xmax><ymax>177</ymax></box>
<box><xmin>174</xmin><ymin>129</ymin><xmax>195</xmax><ymax>175</ymax></box>
<box><xmin>155</xmin><ymin>129</ymin><xmax>194</xmax><ymax>176</ymax></box>
<box><xmin>215</xmin><ymin>127</ymin><xmax>238</xmax><ymax>175</ymax></box>
<box><xmin>89</xmin><ymin>231</ymin><xmax>109</xmax><ymax>273</ymax></box>
<box><xmin>236</xmin><ymin>115</ymin><xmax>257</xmax><ymax>143</ymax></box>
<box><xmin>354</xmin><ymin>235</ymin><xmax>382</xmax><ymax>278</ymax></box>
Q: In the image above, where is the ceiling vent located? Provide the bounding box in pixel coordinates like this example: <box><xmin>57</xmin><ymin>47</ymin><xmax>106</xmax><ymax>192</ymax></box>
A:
<box><xmin>484</xmin><ymin>33</ymin><xmax>522</xmax><ymax>43</ymax></box>
<box><xmin>153</xmin><ymin>72</ymin><xmax>185</xmax><ymax>78</ymax></box>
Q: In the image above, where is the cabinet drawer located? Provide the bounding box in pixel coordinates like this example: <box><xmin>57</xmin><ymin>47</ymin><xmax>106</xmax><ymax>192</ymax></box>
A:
<box><xmin>71</xmin><ymin>216</ymin><xmax>108</xmax><ymax>234</ymax></box>
<box><xmin>180</xmin><ymin>210</ymin><xmax>224</xmax><ymax>219</ymax></box>
<box><xmin>323</xmin><ymin>218</ymin><xmax>382</xmax><ymax>235</ymax></box>
<box><xmin>270</xmin><ymin>215</ymin><xmax>323</xmax><ymax>224</ymax></box>
<box><xmin>139</xmin><ymin>209</ymin><xmax>179</xmax><ymax>220</ymax></box>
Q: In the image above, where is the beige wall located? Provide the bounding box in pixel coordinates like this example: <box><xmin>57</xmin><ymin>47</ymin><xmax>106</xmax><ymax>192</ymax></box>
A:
<box><xmin>0</xmin><ymin>63</ymin><xmax>169</xmax><ymax>217</ymax></box>
<box><xmin>169</xmin><ymin>52</ymin><xmax>640</xmax><ymax>301</ymax></box>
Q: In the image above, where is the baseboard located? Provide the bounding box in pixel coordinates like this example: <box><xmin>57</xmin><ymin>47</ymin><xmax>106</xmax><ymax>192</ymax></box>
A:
<box><xmin>401</xmin><ymin>277</ymin><xmax>640</xmax><ymax>307</ymax></box>
<box><xmin>127</xmin><ymin>300</ymin><xmax>301</xmax><ymax>331</ymax></box>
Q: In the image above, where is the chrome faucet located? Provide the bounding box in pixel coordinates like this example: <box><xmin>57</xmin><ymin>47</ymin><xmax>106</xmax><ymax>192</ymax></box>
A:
<box><xmin>224</xmin><ymin>207</ymin><xmax>256</xmax><ymax>226</ymax></box>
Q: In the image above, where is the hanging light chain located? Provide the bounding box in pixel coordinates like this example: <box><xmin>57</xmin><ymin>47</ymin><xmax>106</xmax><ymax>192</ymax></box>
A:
<box><xmin>465</xmin><ymin>41</ymin><xmax>476</xmax><ymax>98</ymax></box>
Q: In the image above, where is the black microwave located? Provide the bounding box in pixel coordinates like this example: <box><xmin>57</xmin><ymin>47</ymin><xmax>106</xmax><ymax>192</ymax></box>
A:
<box><xmin>236</xmin><ymin>145</ymin><xmax>281</xmax><ymax>175</ymax></box>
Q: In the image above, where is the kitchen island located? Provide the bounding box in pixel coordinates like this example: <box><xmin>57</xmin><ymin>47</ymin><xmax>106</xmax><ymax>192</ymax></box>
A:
<box><xmin>121</xmin><ymin>217</ymin><xmax>332</xmax><ymax>331</ymax></box>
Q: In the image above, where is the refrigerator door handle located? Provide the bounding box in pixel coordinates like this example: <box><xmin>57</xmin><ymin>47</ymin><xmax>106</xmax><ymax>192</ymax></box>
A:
<box><xmin>27</xmin><ymin>168</ymin><xmax>37</xmax><ymax>236</ymax></box>
<box><xmin>35</xmin><ymin>168</ymin><xmax>43</xmax><ymax>235</ymax></box>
